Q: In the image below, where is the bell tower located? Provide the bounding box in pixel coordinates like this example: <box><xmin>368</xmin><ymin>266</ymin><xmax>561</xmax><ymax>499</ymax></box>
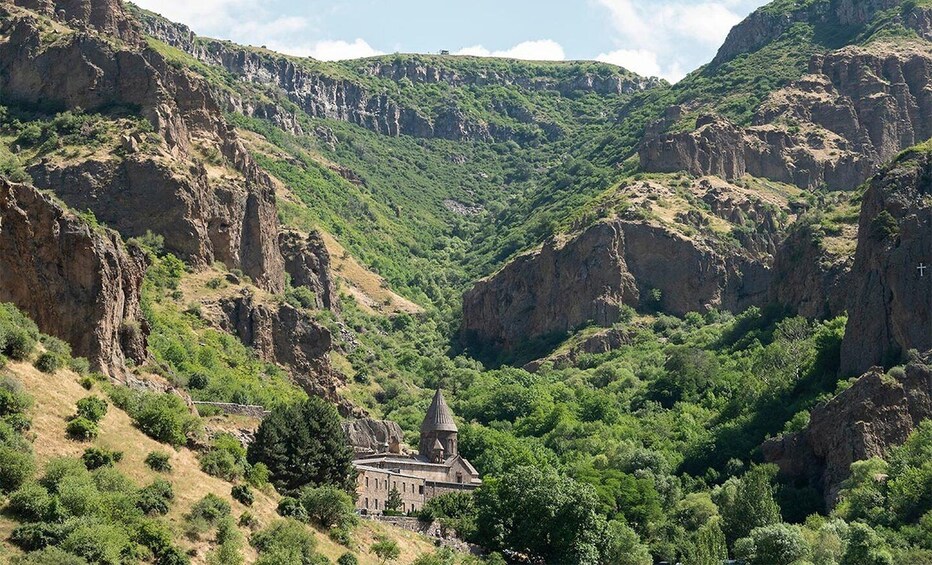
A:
<box><xmin>419</xmin><ymin>389</ymin><xmax>458</xmax><ymax>461</ymax></box>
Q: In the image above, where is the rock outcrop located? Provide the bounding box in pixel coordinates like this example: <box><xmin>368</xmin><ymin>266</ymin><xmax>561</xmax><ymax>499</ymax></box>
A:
<box><xmin>523</xmin><ymin>327</ymin><xmax>631</xmax><ymax>372</ymax></box>
<box><xmin>642</xmin><ymin>43</ymin><xmax>932</xmax><ymax>192</ymax></box>
<box><xmin>762</xmin><ymin>361</ymin><xmax>932</xmax><ymax>506</ymax></box>
<box><xmin>10</xmin><ymin>0</ymin><xmax>141</xmax><ymax>43</ymax></box>
<box><xmin>839</xmin><ymin>147</ymin><xmax>932</xmax><ymax>376</ymax></box>
<box><xmin>279</xmin><ymin>230</ymin><xmax>338</xmax><ymax>311</ymax></box>
<box><xmin>213</xmin><ymin>291</ymin><xmax>355</xmax><ymax>415</ymax></box>
<box><xmin>0</xmin><ymin>179</ymin><xmax>146</xmax><ymax>375</ymax></box>
<box><xmin>342</xmin><ymin>418</ymin><xmax>406</xmax><ymax>454</ymax></box>
<box><xmin>768</xmin><ymin>222</ymin><xmax>852</xmax><ymax>319</ymax></box>
<box><xmin>0</xmin><ymin>4</ymin><xmax>285</xmax><ymax>292</ymax></box>
<box><xmin>462</xmin><ymin>218</ymin><xmax>770</xmax><ymax>351</ymax></box>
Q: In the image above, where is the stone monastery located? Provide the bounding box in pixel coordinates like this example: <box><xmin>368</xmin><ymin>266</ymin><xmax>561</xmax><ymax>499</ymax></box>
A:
<box><xmin>352</xmin><ymin>389</ymin><xmax>481</xmax><ymax>514</ymax></box>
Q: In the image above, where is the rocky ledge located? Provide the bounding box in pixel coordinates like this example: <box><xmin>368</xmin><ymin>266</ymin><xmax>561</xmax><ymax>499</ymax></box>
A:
<box><xmin>763</xmin><ymin>360</ymin><xmax>932</xmax><ymax>507</ymax></box>
<box><xmin>0</xmin><ymin>179</ymin><xmax>146</xmax><ymax>375</ymax></box>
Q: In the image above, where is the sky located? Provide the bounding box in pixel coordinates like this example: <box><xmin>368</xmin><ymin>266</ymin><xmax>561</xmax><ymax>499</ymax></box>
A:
<box><xmin>131</xmin><ymin>0</ymin><xmax>770</xmax><ymax>83</ymax></box>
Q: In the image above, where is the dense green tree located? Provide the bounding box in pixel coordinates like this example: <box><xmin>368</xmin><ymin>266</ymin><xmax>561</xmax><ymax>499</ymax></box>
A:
<box><xmin>737</xmin><ymin>523</ymin><xmax>810</xmax><ymax>565</ymax></box>
<box><xmin>247</xmin><ymin>397</ymin><xmax>354</xmax><ymax>492</ymax></box>
<box><xmin>685</xmin><ymin>518</ymin><xmax>728</xmax><ymax>565</ymax></box>
<box><xmin>601</xmin><ymin>520</ymin><xmax>651</xmax><ymax>565</ymax></box>
<box><xmin>718</xmin><ymin>464</ymin><xmax>781</xmax><ymax>545</ymax></box>
<box><xmin>475</xmin><ymin>466</ymin><xmax>609</xmax><ymax>565</ymax></box>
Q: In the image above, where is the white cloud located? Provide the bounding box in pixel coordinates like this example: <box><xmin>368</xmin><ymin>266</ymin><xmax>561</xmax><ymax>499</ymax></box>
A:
<box><xmin>454</xmin><ymin>39</ymin><xmax>565</xmax><ymax>61</ymax></box>
<box><xmin>594</xmin><ymin>0</ymin><xmax>747</xmax><ymax>82</ymax></box>
<box><xmin>595</xmin><ymin>49</ymin><xmax>684</xmax><ymax>82</ymax></box>
<box><xmin>290</xmin><ymin>38</ymin><xmax>384</xmax><ymax>61</ymax></box>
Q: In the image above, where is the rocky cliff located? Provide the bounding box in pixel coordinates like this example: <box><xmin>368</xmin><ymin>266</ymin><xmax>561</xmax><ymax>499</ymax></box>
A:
<box><xmin>133</xmin><ymin>9</ymin><xmax>658</xmax><ymax>143</ymax></box>
<box><xmin>342</xmin><ymin>418</ymin><xmax>406</xmax><ymax>454</ymax></box>
<box><xmin>279</xmin><ymin>230</ymin><xmax>338</xmax><ymax>311</ymax></box>
<box><xmin>838</xmin><ymin>146</ymin><xmax>932</xmax><ymax>375</ymax></box>
<box><xmin>0</xmin><ymin>179</ymin><xmax>146</xmax><ymax>375</ymax></box>
<box><xmin>0</xmin><ymin>2</ymin><xmax>286</xmax><ymax>292</ymax></box>
<box><xmin>642</xmin><ymin>43</ymin><xmax>932</xmax><ymax>192</ymax></box>
<box><xmin>711</xmin><ymin>0</ymin><xmax>921</xmax><ymax>66</ymax></box>
<box><xmin>762</xmin><ymin>360</ymin><xmax>932</xmax><ymax>506</ymax></box>
<box><xmin>462</xmin><ymin>218</ymin><xmax>770</xmax><ymax>351</ymax></box>
<box><xmin>213</xmin><ymin>290</ymin><xmax>354</xmax><ymax>415</ymax></box>
<box><xmin>768</xmin><ymin>221</ymin><xmax>852</xmax><ymax>319</ymax></box>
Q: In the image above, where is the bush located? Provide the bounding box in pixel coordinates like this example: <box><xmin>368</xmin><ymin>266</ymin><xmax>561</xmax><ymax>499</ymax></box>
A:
<box><xmin>0</xmin><ymin>446</ymin><xmax>35</xmax><ymax>492</ymax></box>
<box><xmin>145</xmin><ymin>451</ymin><xmax>173</xmax><ymax>472</ymax></box>
<box><xmin>136</xmin><ymin>479</ymin><xmax>174</xmax><ymax>515</ymax></box>
<box><xmin>239</xmin><ymin>511</ymin><xmax>259</xmax><ymax>529</ymax></box>
<box><xmin>75</xmin><ymin>397</ymin><xmax>108</xmax><ymax>423</ymax></box>
<box><xmin>300</xmin><ymin>485</ymin><xmax>356</xmax><ymax>528</ymax></box>
<box><xmin>62</xmin><ymin>522</ymin><xmax>131</xmax><ymax>565</ymax></box>
<box><xmin>7</xmin><ymin>482</ymin><xmax>53</xmax><ymax>521</ymax></box>
<box><xmin>9</xmin><ymin>522</ymin><xmax>66</xmax><ymax>552</ymax></box>
<box><xmin>245</xmin><ymin>461</ymin><xmax>270</xmax><ymax>488</ymax></box>
<box><xmin>69</xmin><ymin>357</ymin><xmax>91</xmax><ymax>376</ymax></box>
<box><xmin>277</xmin><ymin>496</ymin><xmax>309</xmax><ymax>522</ymax></box>
<box><xmin>186</xmin><ymin>493</ymin><xmax>231</xmax><ymax>537</ymax></box>
<box><xmin>81</xmin><ymin>447</ymin><xmax>122</xmax><ymax>470</ymax></box>
<box><xmin>337</xmin><ymin>553</ymin><xmax>359</xmax><ymax>565</ymax></box>
<box><xmin>34</xmin><ymin>352</ymin><xmax>63</xmax><ymax>374</ymax></box>
<box><xmin>65</xmin><ymin>417</ymin><xmax>99</xmax><ymax>441</ymax></box>
<box><xmin>131</xmin><ymin>392</ymin><xmax>199</xmax><ymax>447</ymax></box>
<box><xmin>200</xmin><ymin>448</ymin><xmax>241</xmax><ymax>481</ymax></box>
<box><xmin>232</xmin><ymin>484</ymin><xmax>254</xmax><ymax>506</ymax></box>
<box><xmin>251</xmin><ymin>519</ymin><xmax>319</xmax><ymax>565</ymax></box>
<box><xmin>4</xmin><ymin>329</ymin><xmax>36</xmax><ymax>360</ymax></box>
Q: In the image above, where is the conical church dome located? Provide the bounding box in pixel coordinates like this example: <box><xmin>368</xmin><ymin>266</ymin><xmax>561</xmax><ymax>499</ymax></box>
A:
<box><xmin>420</xmin><ymin>389</ymin><xmax>458</xmax><ymax>433</ymax></box>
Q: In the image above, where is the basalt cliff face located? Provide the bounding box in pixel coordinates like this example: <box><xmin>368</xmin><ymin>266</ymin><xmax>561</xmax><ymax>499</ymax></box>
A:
<box><xmin>279</xmin><ymin>230</ymin><xmax>339</xmax><ymax>312</ymax></box>
<box><xmin>0</xmin><ymin>179</ymin><xmax>146</xmax><ymax>375</ymax></box>
<box><xmin>462</xmin><ymin>218</ymin><xmax>770</xmax><ymax>351</ymax></box>
<box><xmin>641</xmin><ymin>43</ymin><xmax>932</xmax><ymax>191</ymax></box>
<box><xmin>134</xmin><ymin>10</ymin><xmax>659</xmax><ymax>143</ymax></box>
<box><xmin>763</xmin><ymin>360</ymin><xmax>932</xmax><ymax>507</ymax></box>
<box><xmin>0</xmin><ymin>1</ymin><xmax>285</xmax><ymax>292</ymax></box>
<box><xmin>838</xmin><ymin>148</ymin><xmax>932</xmax><ymax>376</ymax></box>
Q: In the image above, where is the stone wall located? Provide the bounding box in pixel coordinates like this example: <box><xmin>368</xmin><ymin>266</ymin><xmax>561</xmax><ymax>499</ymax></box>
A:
<box><xmin>192</xmin><ymin>401</ymin><xmax>270</xmax><ymax>419</ymax></box>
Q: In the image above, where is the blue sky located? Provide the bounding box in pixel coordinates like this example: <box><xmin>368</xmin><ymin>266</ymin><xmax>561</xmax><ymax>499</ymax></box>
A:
<box><xmin>132</xmin><ymin>0</ymin><xmax>769</xmax><ymax>82</ymax></box>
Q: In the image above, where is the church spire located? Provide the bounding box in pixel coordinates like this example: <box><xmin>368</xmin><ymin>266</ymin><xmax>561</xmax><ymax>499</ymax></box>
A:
<box><xmin>420</xmin><ymin>389</ymin><xmax>457</xmax><ymax>433</ymax></box>
<box><xmin>419</xmin><ymin>389</ymin><xmax>458</xmax><ymax>459</ymax></box>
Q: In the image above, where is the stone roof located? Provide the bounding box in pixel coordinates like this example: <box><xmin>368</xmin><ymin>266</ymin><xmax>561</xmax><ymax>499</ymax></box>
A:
<box><xmin>432</xmin><ymin>438</ymin><xmax>444</xmax><ymax>450</ymax></box>
<box><xmin>420</xmin><ymin>389</ymin><xmax>458</xmax><ymax>433</ymax></box>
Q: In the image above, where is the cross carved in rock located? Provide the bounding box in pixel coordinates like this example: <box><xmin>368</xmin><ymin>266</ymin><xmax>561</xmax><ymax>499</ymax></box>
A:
<box><xmin>919</xmin><ymin>263</ymin><xmax>928</xmax><ymax>278</ymax></box>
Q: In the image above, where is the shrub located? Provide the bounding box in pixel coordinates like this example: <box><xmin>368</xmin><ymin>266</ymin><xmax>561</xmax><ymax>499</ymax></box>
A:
<box><xmin>69</xmin><ymin>357</ymin><xmax>91</xmax><ymax>376</ymax></box>
<box><xmin>39</xmin><ymin>458</ymin><xmax>87</xmax><ymax>493</ymax></box>
<box><xmin>0</xmin><ymin>446</ymin><xmax>35</xmax><ymax>492</ymax></box>
<box><xmin>251</xmin><ymin>519</ymin><xmax>319</xmax><ymax>565</ymax></box>
<box><xmin>232</xmin><ymin>484</ymin><xmax>254</xmax><ymax>506</ymax></box>
<box><xmin>245</xmin><ymin>461</ymin><xmax>270</xmax><ymax>488</ymax></box>
<box><xmin>65</xmin><ymin>417</ymin><xmax>99</xmax><ymax>441</ymax></box>
<box><xmin>337</xmin><ymin>553</ymin><xmax>359</xmax><ymax>565</ymax></box>
<box><xmin>145</xmin><ymin>451</ymin><xmax>173</xmax><ymax>472</ymax></box>
<box><xmin>4</xmin><ymin>329</ymin><xmax>36</xmax><ymax>360</ymax></box>
<box><xmin>371</xmin><ymin>535</ymin><xmax>400</xmax><ymax>564</ymax></box>
<box><xmin>57</xmin><ymin>473</ymin><xmax>102</xmax><ymax>517</ymax></box>
<box><xmin>75</xmin><ymin>396</ymin><xmax>108</xmax><ymax>423</ymax></box>
<box><xmin>276</xmin><ymin>496</ymin><xmax>309</xmax><ymax>522</ymax></box>
<box><xmin>186</xmin><ymin>493</ymin><xmax>231</xmax><ymax>536</ymax></box>
<box><xmin>62</xmin><ymin>522</ymin><xmax>131</xmax><ymax>565</ymax></box>
<box><xmin>34</xmin><ymin>352</ymin><xmax>63</xmax><ymax>374</ymax></box>
<box><xmin>81</xmin><ymin>447</ymin><xmax>123</xmax><ymax>470</ymax></box>
<box><xmin>136</xmin><ymin>479</ymin><xmax>174</xmax><ymax>515</ymax></box>
<box><xmin>7</xmin><ymin>482</ymin><xmax>53</xmax><ymax>521</ymax></box>
<box><xmin>300</xmin><ymin>485</ymin><xmax>356</xmax><ymax>528</ymax></box>
<box><xmin>9</xmin><ymin>522</ymin><xmax>66</xmax><ymax>551</ymax></box>
<box><xmin>239</xmin><ymin>510</ymin><xmax>259</xmax><ymax>529</ymax></box>
<box><xmin>199</xmin><ymin>448</ymin><xmax>241</xmax><ymax>481</ymax></box>
<box><xmin>132</xmin><ymin>392</ymin><xmax>199</xmax><ymax>447</ymax></box>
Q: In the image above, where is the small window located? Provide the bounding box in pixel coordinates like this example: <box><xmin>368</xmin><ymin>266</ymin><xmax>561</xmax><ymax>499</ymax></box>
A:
<box><xmin>365</xmin><ymin>497</ymin><xmax>369</xmax><ymax>509</ymax></box>
<box><xmin>419</xmin><ymin>485</ymin><xmax>424</xmax><ymax>495</ymax></box>
<box><xmin>365</xmin><ymin>477</ymin><xmax>369</xmax><ymax>488</ymax></box>
<box><xmin>403</xmin><ymin>483</ymin><xmax>406</xmax><ymax>493</ymax></box>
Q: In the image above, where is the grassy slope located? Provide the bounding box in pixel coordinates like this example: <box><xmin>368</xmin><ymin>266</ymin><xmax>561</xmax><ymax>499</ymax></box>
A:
<box><xmin>0</xmin><ymin>360</ymin><xmax>439</xmax><ymax>564</ymax></box>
